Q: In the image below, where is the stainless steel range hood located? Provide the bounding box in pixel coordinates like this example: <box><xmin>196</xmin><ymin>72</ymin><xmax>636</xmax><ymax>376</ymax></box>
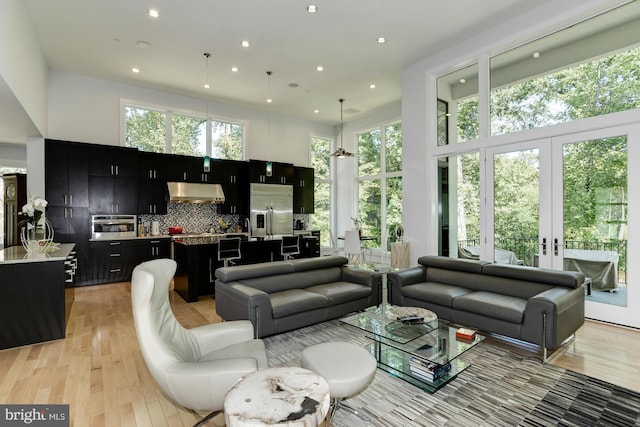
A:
<box><xmin>167</xmin><ymin>182</ymin><xmax>225</xmax><ymax>204</ymax></box>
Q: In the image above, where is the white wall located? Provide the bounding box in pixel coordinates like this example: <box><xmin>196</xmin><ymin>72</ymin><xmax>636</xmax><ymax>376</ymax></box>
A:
<box><xmin>48</xmin><ymin>70</ymin><xmax>333</xmax><ymax>167</ymax></box>
<box><xmin>0</xmin><ymin>0</ymin><xmax>48</xmax><ymax>138</ymax></box>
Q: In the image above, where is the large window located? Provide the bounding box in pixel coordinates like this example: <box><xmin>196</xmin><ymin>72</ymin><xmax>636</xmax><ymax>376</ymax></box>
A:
<box><xmin>357</xmin><ymin>122</ymin><xmax>402</xmax><ymax>250</ymax></box>
<box><xmin>124</xmin><ymin>105</ymin><xmax>244</xmax><ymax>159</ymax></box>
<box><xmin>310</xmin><ymin>135</ymin><xmax>332</xmax><ymax>247</ymax></box>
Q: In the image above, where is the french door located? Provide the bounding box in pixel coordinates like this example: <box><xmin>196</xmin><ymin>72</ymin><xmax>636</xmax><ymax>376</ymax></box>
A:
<box><xmin>485</xmin><ymin>124</ymin><xmax>639</xmax><ymax>326</ymax></box>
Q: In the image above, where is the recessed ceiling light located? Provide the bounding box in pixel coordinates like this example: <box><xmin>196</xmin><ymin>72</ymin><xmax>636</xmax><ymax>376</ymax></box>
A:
<box><xmin>316</xmin><ymin>65</ymin><xmax>323</xmax><ymax>72</ymax></box>
<box><xmin>314</xmin><ymin>109</ymin><xmax>319</xmax><ymax>114</ymax></box>
<box><xmin>307</xmin><ymin>5</ymin><xmax>317</xmax><ymax>13</ymax></box>
<box><xmin>204</xmin><ymin>83</ymin><xmax>210</xmax><ymax>89</ymax></box>
<box><xmin>231</xmin><ymin>66</ymin><xmax>239</xmax><ymax>72</ymax></box>
<box><xmin>377</xmin><ymin>37</ymin><xmax>386</xmax><ymax>44</ymax></box>
<box><xmin>288</xmin><ymin>83</ymin><xmax>299</xmax><ymax>88</ymax></box>
<box><xmin>241</xmin><ymin>40</ymin><xmax>250</xmax><ymax>48</ymax></box>
<box><xmin>266</xmin><ymin>98</ymin><xmax>272</xmax><ymax>103</ymax></box>
<box><xmin>136</xmin><ymin>40</ymin><xmax>151</xmax><ymax>49</ymax></box>
<box><xmin>532</xmin><ymin>51</ymin><xmax>541</xmax><ymax>59</ymax></box>
<box><xmin>132</xmin><ymin>67</ymin><xmax>140</xmax><ymax>73</ymax></box>
<box><xmin>148</xmin><ymin>9</ymin><xmax>159</xmax><ymax>18</ymax></box>
<box><xmin>459</xmin><ymin>78</ymin><xmax>466</xmax><ymax>84</ymax></box>
<box><xmin>369</xmin><ymin>84</ymin><xmax>376</xmax><ymax>89</ymax></box>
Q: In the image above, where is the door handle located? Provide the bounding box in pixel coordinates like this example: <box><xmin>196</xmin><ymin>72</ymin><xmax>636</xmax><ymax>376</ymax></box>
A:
<box><xmin>540</xmin><ymin>238</ymin><xmax>547</xmax><ymax>255</ymax></box>
<box><xmin>554</xmin><ymin>238</ymin><xmax>559</xmax><ymax>256</ymax></box>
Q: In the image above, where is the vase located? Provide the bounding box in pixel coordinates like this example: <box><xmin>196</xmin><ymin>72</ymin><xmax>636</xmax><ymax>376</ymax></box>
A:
<box><xmin>21</xmin><ymin>219</ymin><xmax>55</xmax><ymax>255</ymax></box>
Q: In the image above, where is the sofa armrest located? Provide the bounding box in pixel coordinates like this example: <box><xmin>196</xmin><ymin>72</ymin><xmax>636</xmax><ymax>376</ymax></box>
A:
<box><xmin>387</xmin><ymin>266</ymin><xmax>427</xmax><ymax>305</ymax></box>
<box><xmin>522</xmin><ymin>286</ymin><xmax>585</xmax><ymax>348</ymax></box>
<box><xmin>214</xmin><ymin>281</ymin><xmax>274</xmax><ymax>337</ymax></box>
<box><xmin>341</xmin><ymin>267</ymin><xmax>383</xmax><ymax>305</ymax></box>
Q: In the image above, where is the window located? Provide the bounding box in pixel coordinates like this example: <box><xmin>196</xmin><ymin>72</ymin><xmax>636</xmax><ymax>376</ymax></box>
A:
<box><xmin>436</xmin><ymin>63</ymin><xmax>479</xmax><ymax>144</ymax></box>
<box><xmin>356</xmin><ymin>122</ymin><xmax>402</xmax><ymax>250</ymax></box>
<box><xmin>310</xmin><ymin>135</ymin><xmax>332</xmax><ymax>248</ymax></box>
<box><xmin>124</xmin><ymin>107</ymin><xmax>166</xmax><ymax>153</ymax></box>
<box><xmin>124</xmin><ymin>105</ymin><xmax>244</xmax><ymax>160</ymax></box>
<box><xmin>489</xmin><ymin>3</ymin><xmax>640</xmax><ymax>135</ymax></box>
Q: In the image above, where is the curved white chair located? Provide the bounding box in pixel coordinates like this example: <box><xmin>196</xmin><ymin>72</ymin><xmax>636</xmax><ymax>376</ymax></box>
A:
<box><xmin>131</xmin><ymin>258</ymin><xmax>268</xmax><ymax>426</ymax></box>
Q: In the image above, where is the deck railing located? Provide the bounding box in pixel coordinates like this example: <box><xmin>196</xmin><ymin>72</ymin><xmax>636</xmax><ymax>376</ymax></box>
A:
<box><xmin>457</xmin><ymin>238</ymin><xmax>628</xmax><ymax>284</ymax></box>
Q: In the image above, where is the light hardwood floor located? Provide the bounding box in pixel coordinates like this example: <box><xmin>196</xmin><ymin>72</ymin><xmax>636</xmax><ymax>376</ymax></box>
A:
<box><xmin>1</xmin><ymin>282</ymin><xmax>638</xmax><ymax>427</ymax></box>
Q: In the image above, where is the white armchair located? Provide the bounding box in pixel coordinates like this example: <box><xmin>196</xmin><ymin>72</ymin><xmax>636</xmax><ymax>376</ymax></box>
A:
<box><xmin>131</xmin><ymin>259</ymin><xmax>268</xmax><ymax>426</ymax></box>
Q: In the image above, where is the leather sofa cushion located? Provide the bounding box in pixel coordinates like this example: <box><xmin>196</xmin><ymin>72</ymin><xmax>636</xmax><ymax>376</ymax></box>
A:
<box><xmin>418</xmin><ymin>255</ymin><xmax>487</xmax><ymax>273</ymax></box>
<box><xmin>270</xmin><ymin>289</ymin><xmax>329</xmax><ymax>319</ymax></box>
<box><xmin>453</xmin><ymin>291</ymin><xmax>527</xmax><ymax>323</ymax></box>
<box><xmin>401</xmin><ymin>282</ymin><xmax>471</xmax><ymax>307</ymax></box>
<box><xmin>482</xmin><ymin>263</ymin><xmax>584</xmax><ymax>289</ymax></box>
<box><xmin>306</xmin><ymin>282</ymin><xmax>372</xmax><ymax>305</ymax></box>
<box><xmin>215</xmin><ymin>262</ymin><xmax>293</xmax><ymax>282</ymax></box>
<box><xmin>291</xmin><ymin>256</ymin><xmax>348</xmax><ymax>272</ymax></box>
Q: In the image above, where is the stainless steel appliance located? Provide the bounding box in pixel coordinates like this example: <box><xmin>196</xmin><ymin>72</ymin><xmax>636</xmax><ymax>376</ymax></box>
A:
<box><xmin>250</xmin><ymin>183</ymin><xmax>293</xmax><ymax>239</ymax></box>
<box><xmin>91</xmin><ymin>214</ymin><xmax>137</xmax><ymax>239</ymax></box>
<box><xmin>167</xmin><ymin>182</ymin><xmax>225</xmax><ymax>204</ymax></box>
<box><xmin>2</xmin><ymin>173</ymin><xmax>27</xmax><ymax>247</ymax></box>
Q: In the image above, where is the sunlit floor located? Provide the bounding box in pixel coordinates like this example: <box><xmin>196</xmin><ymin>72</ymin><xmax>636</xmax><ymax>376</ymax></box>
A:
<box><xmin>586</xmin><ymin>285</ymin><xmax>627</xmax><ymax>307</ymax></box>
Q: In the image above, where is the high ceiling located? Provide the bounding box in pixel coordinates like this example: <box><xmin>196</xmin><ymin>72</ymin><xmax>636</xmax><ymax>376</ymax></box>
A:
<box><xmin>20</xmin><ymin>0</ymin><xmax>548</xmax><ymax>126</ymax></box>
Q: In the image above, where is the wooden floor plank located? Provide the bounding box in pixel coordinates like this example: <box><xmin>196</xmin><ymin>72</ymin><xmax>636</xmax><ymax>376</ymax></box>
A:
<box><xmin>0</xmin><ymin>280</ymin><xmax>639</xmax><ymax>427</ymax></box>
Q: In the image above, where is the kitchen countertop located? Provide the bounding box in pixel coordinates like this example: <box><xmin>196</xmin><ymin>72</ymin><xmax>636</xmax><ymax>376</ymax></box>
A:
<box><xmin>0</xmin><ymin>243</ymin><xmax>76</xmax><ymax>265</ymax></box>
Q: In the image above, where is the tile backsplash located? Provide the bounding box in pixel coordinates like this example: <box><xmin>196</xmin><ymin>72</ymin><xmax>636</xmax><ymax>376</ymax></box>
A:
<box><xmin>138</xmin><ymin>203</ymin><xmax>310</xmax><ymax>235</ymax></box>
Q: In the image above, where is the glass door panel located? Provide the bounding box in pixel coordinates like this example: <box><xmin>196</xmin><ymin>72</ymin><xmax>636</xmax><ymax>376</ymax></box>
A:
<box><xmin>553</xmin><ymin>125</ymin><xmax>638</xmax><ymax>326</ymax></box>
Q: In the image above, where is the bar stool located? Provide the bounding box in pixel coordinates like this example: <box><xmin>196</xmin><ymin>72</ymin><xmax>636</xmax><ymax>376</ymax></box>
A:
<box><xmin>218</xmin><ymin>237</ymin><xmax>242</xmax><ymax>268</ymax></box>
<box><xmin>281</xmin><ymin>235</ymin><xmax>300</xmax><ymax>261</ymax></box>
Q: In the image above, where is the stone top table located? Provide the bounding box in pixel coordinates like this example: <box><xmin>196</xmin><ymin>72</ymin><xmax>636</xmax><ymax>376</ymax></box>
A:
<box><xmin>225</xmin><ymin>367</ymin><xmax>330</xmax><ymax>427</ymax></box>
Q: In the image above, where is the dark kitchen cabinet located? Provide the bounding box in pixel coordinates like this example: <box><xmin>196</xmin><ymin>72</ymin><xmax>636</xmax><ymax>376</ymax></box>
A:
<box><xmin>88</xmin><ymin>145</ymin><xmax>138</xmax><ymax>178</ymax></box>
<box><xmin>88</xmin><ymin>144</ymin><xmax>139</xmax><ymax>214</ymax></box>
<box><xmin>249</xmin><ymin>160</ymin><xmax>294</xmax><ymax>185</ymax></box>
<box><xmin>138</xmin><ymin>152</ymin><xmax>168</xmax><ymax>214</ymax></box>
<box><xmin>90</xmin><ymin>240</ymin><xmax>140</xmax><ymax>284</ymax></box>
<box><xmin>45</xmin><ymin>139</ymin><xmax>92</xmax><ymax>285</ymax></box>
<box><xmin>89</xmin><ymin>175</ymin><xmax>138</xmax><ymax>214</ymax></box>
<box><xmin>45</xmin><ymin>139</ymin><xmax>89</xmax><ymax>208</ymax></box>
<box><xmin>47</xmin><ymin>206</ymin><xmax>92</xmax><ymax>285</ymax></box>
<box><xmin>293</xmin><ymin>166</ymin><xmax>314</xmax><ymax>214</ymax></box>
<box><xmin>167</xmin><ymin>154</ymin><xmax>211</xmax><ymax>183</ymax></box>
<box><xmin>139</xmin><ymin>238</ymin><xmax>171</xmax><ymax>261</ymax></box>
<box><xmin>213</xmin><ymin>159</ymin><xmax>249</xmax><ymax>214</ymax></box>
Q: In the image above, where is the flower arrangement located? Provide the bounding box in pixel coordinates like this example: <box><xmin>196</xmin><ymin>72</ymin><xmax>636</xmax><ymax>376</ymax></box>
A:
<box><xmin>351</xmin><ymin>216</ymin><xmax>362</xmax><ymax>231</ymax></box>
<box><xmin>19</xmin><ymin>196</ymin><xmax>48</xmax><ymax>231</ymax></box>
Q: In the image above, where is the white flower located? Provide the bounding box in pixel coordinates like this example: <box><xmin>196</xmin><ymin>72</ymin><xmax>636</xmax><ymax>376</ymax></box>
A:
<box><xmin>32</xmin><ymin>196</ymin><xmax>48</xmax><ymax>210</ymax></box>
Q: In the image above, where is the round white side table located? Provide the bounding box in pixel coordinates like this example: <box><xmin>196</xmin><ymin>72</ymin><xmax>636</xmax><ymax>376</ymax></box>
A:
<box><xmin>224</xmin><ymin>367</ymin><xmax>330</xmax><ymax>427</ymax></box>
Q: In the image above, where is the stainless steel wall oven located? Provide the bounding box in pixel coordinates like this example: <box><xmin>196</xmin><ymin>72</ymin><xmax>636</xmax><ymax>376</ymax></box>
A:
<box><xmin>91</xmin><ymin>214</ymin><xmax>136</xmax><ymax>240</ymax></box>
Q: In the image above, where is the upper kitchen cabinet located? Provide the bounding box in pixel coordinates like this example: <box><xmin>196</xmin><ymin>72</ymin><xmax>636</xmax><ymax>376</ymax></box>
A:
<box><xmin>212</xmin><ymin>159</ymin><xmax>248</xmax><ymax>214</ymax></box>
<box><xmin>167</xmin><ymin>154</ymin><xmax>211</xmax><ymax>183</ymax></box>
<box><xmin>138</xmin><ymin>152</ymin><xmax>168</xmax><ymax>215</ymax></box>
<box><xmin>45</xmin><ymin>139</ymin><xmax>89</xmax><ymax>207</ymax></box>
<box><xmin>249</xmin><ymin>160</ymin><xmax>294</xmax><ymax>185</ymax></box>
<box><xmin>293</xmin><ymin>167</ymin><xmax>314</xmax><ymax>214</ymax></box>
<box><xmin>89</xmin><ymin>176</ymin><xmax>139</xmax><ymax>214</ymax></box>
<box><xmin>88</xmin><ymin>145</ymin><xmax>138</xmax><ymax>178</ymax></box>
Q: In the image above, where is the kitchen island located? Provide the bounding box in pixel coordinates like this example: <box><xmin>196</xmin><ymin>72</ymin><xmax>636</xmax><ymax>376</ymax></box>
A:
<box><xmin>173</xmin><ymin>233</ymin><xmax>319</xmax><ymax>302</ymax></box>
<box><xmin>0</xmin><ymin>243</ymin><xmax>76</xmax><ymax>349</ymax></box>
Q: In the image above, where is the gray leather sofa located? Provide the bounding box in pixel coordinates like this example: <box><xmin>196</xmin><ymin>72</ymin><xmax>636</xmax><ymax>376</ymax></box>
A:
<box><xmin>215</xmin><ymin>255</ymin><xmax>382</xmax><ymax>338</ymax></box>
<box><xmin>388</xmin><ymin>255</ymin><xmax>586</xmax><ymax>360</ymax></box>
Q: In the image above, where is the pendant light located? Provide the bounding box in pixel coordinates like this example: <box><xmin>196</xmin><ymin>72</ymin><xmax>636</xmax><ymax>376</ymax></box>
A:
<box><xmin>330</xmin><ymin>98</ymin><xmax>358</xmax><ymax>158</ymax></box>
<box><xmin>266</xmin><ymin>71</ymin><xmax>273</xmax><ymax>103</ymax></box>
<box><xmin>203</xmin><ymin>52</ymin><xmax>211</xmax><ymax>89</ymax></box>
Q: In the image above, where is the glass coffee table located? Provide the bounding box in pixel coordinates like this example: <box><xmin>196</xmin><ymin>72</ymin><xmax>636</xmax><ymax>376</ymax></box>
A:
<box><xmin>340</xmin><ymin>305</ymin><xmax>484</xmax><ymax>393</ymax></box>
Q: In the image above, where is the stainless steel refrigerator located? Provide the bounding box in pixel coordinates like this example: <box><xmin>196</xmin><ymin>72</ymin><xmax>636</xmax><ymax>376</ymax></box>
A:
<box><xmin>250</xmin><ymin>183</ymin><xmax>293</xmax><ymax>239</ymax></box>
